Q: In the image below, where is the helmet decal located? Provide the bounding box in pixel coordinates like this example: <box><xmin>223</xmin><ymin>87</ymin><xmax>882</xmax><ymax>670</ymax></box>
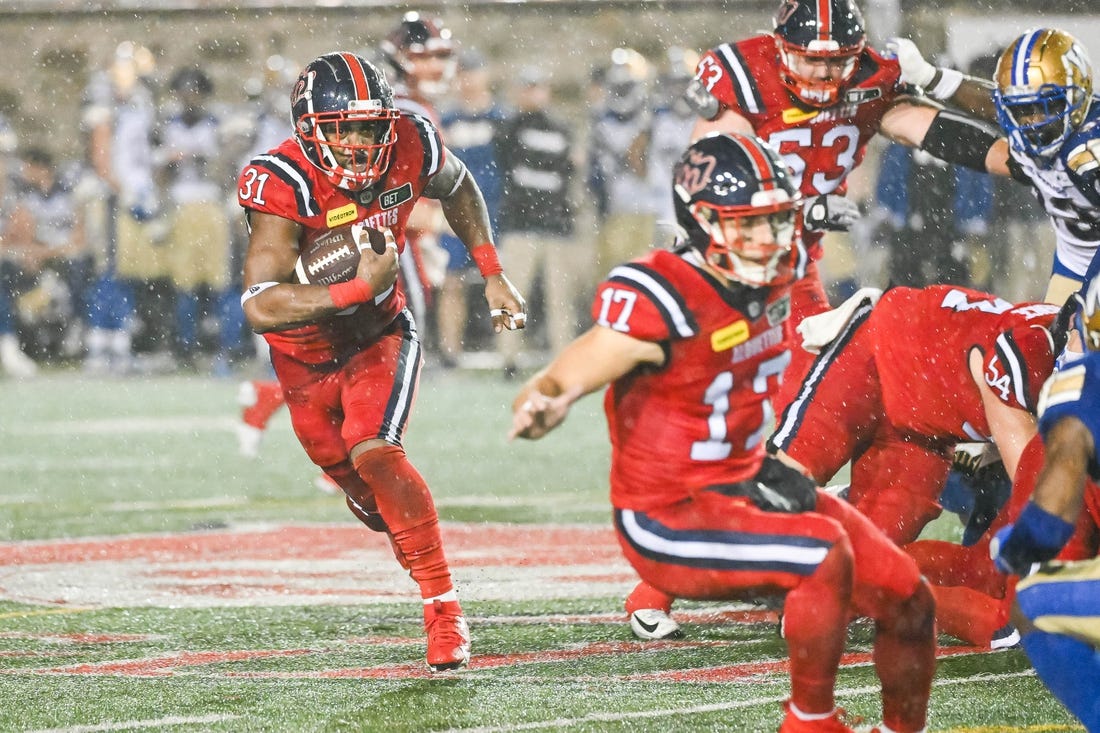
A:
<box><xmin>673</xmin><ymin>133</ymin><xmax>801</xmax><ymax>287</ymax></box>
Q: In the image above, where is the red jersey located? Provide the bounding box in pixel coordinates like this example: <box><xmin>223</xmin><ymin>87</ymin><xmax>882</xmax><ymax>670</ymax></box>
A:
<box><xmin>694</xmin><ymin>35</ymin><xmax>903</xmax><ymax>259</ymax></box>
<box><xmin>237</xmin><ymin>114</ymin><xmax>445</xmax><ymax>364</ymax></box>
<box><xmin>593</xmin><ymin>249</ymin><xmax>793</xmax><ymax>512</ymax></box>
<box><xmin>871</xmin><ymin>286</ymin><xmax>1060</xmax><ymax>440</ymax></box>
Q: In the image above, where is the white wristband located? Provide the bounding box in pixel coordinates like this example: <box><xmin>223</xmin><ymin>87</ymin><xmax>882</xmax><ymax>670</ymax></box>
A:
<box><xmin>241</xmin><ymin>281</ymin><xmax>279</xmax><ymax>306</ymax></box>
<box><xmin>929</xmin><ymin>68</ymin><xmax>964</xmax><ymax>100</ymax></box>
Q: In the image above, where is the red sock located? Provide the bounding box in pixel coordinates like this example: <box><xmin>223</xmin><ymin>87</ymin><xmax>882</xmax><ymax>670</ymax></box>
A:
<box><xmin>625</xmin><ymin>581</ymin><xmax>675</xmax><ymax>615</ymax></box>
<box><xmin>242</xmin><ymin>380</ymin><xmax>285</xmax><ymax>429</ymax></box>
<box><xmin>353</xmin><ymin>445</ymin><xmax>453</xmax><ymax>599</ymax></box>
<box><xmin>784</xmin><ymin>536</ymin><xmax>853</xmax><ymax>714</ymax></box>
<box><xmin>874</xmin><ymin>581</ymin><xmax>936</xmax><ymax>732</ymax></box>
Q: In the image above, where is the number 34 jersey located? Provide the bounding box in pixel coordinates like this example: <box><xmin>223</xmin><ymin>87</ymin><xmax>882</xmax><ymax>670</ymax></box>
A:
<box><xmin>592</xmin><ymin>248</ymin><xmax>794</xmax><ymax>513</ymax></box>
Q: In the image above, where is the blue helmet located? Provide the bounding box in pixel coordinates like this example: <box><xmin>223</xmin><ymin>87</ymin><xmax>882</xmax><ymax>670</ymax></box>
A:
<box><xmin>994</xmin><ymin>28</ymin><xmax>1094</xmax><ymax>159</ymax></box>
<box><xmin>773</xmin><ymin>0</ymin><xmax>866</xmax><ymax>107</ymax></box>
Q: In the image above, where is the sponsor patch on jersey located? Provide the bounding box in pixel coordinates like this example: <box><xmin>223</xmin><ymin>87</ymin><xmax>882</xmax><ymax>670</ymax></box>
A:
<box><xmin>843</xmin><ymin>87</ymin><xmax>883</xmax><ymax>104</ymax></box>
<box><xmin>380</xmin><ymin>183</ymin><xmax>414</xmax><ymax>210</ymax></box>
<box><xmin>731</xmin><ymin>324</ymin><xmax>785</xmax><ymax>363</ymax></box>
<box><xmin>766</xmin><ymin>295</ymin><xmax>791</xmax><ymax>327</ymax></box>
<box><xmin>711</xmin><ymin>320</ymin><xmax>750</xmax><ymax>352</ymax></box>
<box><xmin>781</xmin><ymin>107</ymin><xmax>819</xmax><ymax>124</ymax></box>
<box><xmin>326</xmin><ymin>203</ymin><xmax>358</xmax><ymax>228</ymax></box>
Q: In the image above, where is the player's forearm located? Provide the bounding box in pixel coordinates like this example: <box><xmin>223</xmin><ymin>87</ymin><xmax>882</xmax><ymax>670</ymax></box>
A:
<box><xmin>242</xmin><ymin>283</ymin><xmax>358</xmax><ymax>333</ymax></box>
<box><xmin>1031</xmin><ymin>418</ymin><xmax>1093</xmax><ymax>523</ymax></box>
<box><xmin>943</xmin><ymin>77</ymin><xmax>998</xmax><ymax>122</ymax></box>
<box><xmin>440</xmin><ymin>174</ymin><xmax>494</xmax><ymax>251</ymax></box>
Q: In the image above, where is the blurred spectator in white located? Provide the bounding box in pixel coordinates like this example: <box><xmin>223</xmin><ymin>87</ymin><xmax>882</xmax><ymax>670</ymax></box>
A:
<box><xmin>82</xmin><ymin>42</ymin><xmax>165</xmax><ymax>374</ymax></box>
<box><xmin>436</xmin><ymin>48</ymin><xmax>506</xmax><ymax>367</ymax></box>
<box><xmin>158</xmin><ymin>66</ymin><xmax>234</xmax><ymax>374</ymax></box>
<box><xmin>495</xmin><ymin>66</ymin><xmax>580</xmax><ymax>377</ymax></box>
<box><xmin>0</xmin><ymin>147</ymin><xmax>90</xmax><ymax>373</ymax></box>
<box><xmin>380</xmin><ymin>11</ymin><xmax>456</xmax><ymax>348</ymax></box>
<box><xmin>589</xmin><ymin>48</ymin><xmax>660</xmax><ymax>274</ymax></box>
<box><xmin>648</xmin><ymin>47</ymin><xmax>699</xmax><ymax>230</ymax></box>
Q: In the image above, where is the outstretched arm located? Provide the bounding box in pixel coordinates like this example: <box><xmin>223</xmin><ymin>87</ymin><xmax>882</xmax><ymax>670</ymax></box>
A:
<box><xmin>880</xmin><ymin>98</ymin><xmax>1011</xmax><ymax>177</ymax></box>
<box><xmin>509</xmin><ymin>326</ymin><xmax>665</xmax><ymax>441</ymax></box>
<box><xmin>887</xmin><ymin>37</ymin><xmax>999</xmax><ymax>120</ymax></box>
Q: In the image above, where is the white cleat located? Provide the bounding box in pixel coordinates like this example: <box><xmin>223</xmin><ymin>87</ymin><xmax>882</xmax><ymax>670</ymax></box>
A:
<box><xmin>236</xmin><ymin>423</ymin><xmax>264</xmax><ymax>459</ymax></box>
<box><xmin>0</xmin><ymin>334</ymin><xmax>37</xmax><ymax>378</ymax></box>
<box><xmin>630</xmin><ymin>609</ymin><xmax>683</xmax><ymax>641</ymax></box>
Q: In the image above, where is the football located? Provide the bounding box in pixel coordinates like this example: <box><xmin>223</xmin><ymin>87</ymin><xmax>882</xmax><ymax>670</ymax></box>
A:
<box><xmin>294</xmin><ymin>224</ymin><xmax>389</xmax><ymax>285</ymax></box>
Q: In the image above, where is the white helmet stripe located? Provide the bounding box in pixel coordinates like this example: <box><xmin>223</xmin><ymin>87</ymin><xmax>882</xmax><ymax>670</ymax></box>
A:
<box><xmin>1013</xmin><ymin>29</ymin><xmax>1042</xmax><ymax>87</ymax></box>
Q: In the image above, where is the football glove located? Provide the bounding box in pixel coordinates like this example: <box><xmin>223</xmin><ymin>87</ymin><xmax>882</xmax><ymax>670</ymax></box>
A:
<box><xmin>884</xmin><ymin>37</ymin><xmax>937</xmax><ymax>88</ymax></box>
<box><xmin>717</xmin><ymin>456</ymin><xmax>817</xmax><ymax>513</ymax></box>
<box><xmin>802</xmin><ymin>195</ymin><xmax>861</xmax><ymax>232</ymax></box>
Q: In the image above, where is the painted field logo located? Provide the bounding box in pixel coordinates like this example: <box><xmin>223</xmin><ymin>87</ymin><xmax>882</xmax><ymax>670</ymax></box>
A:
<box><xmin>0</xmin><ymin>523</ymin><xmax>634</xmax><ymax>609</ymax></box>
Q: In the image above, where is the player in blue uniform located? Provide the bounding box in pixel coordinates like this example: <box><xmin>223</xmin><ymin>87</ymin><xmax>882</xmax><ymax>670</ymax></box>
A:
<box><xmin>891</xmin><ymin>28</ymin><xmax>1099</xmax><ymax>308</ymax></box>
<box><xmin>991</xmin><ymin>263</ymin><xmax>1100</xmax><ymax>730</ymax></box>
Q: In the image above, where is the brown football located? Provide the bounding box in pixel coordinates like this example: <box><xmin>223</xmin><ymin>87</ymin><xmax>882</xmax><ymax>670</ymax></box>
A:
<box><xmin>294</xmin><ymin>224</ymin><xmax>388</xmax><ymax>285</ymax></box>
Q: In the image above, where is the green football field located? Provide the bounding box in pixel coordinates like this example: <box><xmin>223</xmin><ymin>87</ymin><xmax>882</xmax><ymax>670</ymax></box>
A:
<box><xmin>0</xmin><ymin>369</ymin><xmax>1083</xmax><ymax>732</ymax></box>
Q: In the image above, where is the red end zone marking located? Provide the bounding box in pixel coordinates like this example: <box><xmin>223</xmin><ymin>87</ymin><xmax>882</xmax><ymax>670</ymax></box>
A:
<box><xmin>38</xmin><ymin>649</ymin><xmax>312</xmax><ymax>677</ymax></box>
<box><xmin>0</xmin><ymin>523</ymin><xmax>634</xmax><ymax>608</ymax></box>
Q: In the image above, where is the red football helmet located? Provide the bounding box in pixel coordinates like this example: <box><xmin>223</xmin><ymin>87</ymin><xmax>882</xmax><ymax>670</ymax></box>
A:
<box><xmin>673</xmin><ymin>133</ymin><xmax>802</xmax><ymax>287</ymax></box>
<box><xmin>380</xmin><ymin>12</ymin><xmax>457</xmax><ymax>99</ymax></box>
<box><xmin>773</xmin><ymin>0</ymin><xmax>866</xmax><ymax>107</ymax></box>
<box><xmin>292</xmin><ymin>53</ymin><xmax>400</xmax><ymax>191</ymax></box>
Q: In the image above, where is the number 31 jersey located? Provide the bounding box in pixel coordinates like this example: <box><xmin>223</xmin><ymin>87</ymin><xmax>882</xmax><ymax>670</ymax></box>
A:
<box><xmin>592</xmin><ymin>248</ymin><xmax>794</xmax><ymax>512</ymax></box>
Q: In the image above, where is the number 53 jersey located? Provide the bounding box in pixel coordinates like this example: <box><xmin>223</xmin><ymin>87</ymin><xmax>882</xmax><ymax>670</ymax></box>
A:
<box><xmin>592</xmin><ymin>248</ymin><xmax>794</xmax><ymax>513</ymax></box>
<box><xmin>692</xmin><ymin>34</ymin><xmax>903</xmax><ymax>260</ymax></box>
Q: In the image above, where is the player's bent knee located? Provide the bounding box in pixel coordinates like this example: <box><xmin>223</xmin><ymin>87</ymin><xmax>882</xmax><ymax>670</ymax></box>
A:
<box><xmin>881</xmin><ymin>578</ymin><xmax>936</xmax><ymax>639</ymax></box>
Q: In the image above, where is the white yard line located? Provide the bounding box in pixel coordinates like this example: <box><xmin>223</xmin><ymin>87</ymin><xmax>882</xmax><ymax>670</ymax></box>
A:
<box><xmin>443</xmin><ymin>672</ymin><xmax>1039</xmax><ymax>732</ymax></box>
<box><xmin>27</xmin><ymin>714</ymin><xmax>239</xmax><ymax>733</ymax></box>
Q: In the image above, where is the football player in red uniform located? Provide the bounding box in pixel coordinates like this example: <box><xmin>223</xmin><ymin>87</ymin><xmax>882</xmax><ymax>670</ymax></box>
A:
<box><xmin>627</xmin><ymin>0</ymin><xmax>1014</xmax><ymax>643</ymax></box>
<box><xmin>237</xmin><ymin>53</ymin><xmax>525</xmax><ymax>672</ymax></box>
<box><xmin>510</xmin><ymin>133</ymin><xmax>935</xmax><ymax>733</ymax></box>
<box><xmin>767</xmin><ymin>285</ymin><xmax>1066</xmax><ymax>647</ymax></box>
<box><xmin>687</xmin><ymin>0</ymin><xmax>1011</xmax><ymax>412</ymax></box>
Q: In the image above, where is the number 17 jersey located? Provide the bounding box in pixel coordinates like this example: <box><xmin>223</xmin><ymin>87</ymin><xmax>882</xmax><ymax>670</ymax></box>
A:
<box><xmin>592</xmin><ymin>249</ymin><xmax>794</xmax><ymax>513</ymax></box>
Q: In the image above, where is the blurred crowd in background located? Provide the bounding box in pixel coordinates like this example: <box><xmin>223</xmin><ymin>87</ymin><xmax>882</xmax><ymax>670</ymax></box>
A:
<box><xmin>0</xmin><ymin>13</ymin><xmax>1057</xmax><ymax>379</ymax></box>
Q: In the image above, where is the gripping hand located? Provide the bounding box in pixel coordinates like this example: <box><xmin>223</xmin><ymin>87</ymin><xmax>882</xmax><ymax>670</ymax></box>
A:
<box><xmin>885</xmin><ymin>37</ymin><xmax>937</xmax><ymax>88</ymax></box>
<box><xmin>802</xmin><ymin>195</ymin><xmax>861</xmax><ymax>232</ymax></box>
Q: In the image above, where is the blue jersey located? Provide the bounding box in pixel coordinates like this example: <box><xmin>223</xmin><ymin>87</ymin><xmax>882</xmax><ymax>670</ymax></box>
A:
<box><xmin>1037</xmin><ymin>349</ymin><xmax>1100</xmax><ymax>480</ymax></box>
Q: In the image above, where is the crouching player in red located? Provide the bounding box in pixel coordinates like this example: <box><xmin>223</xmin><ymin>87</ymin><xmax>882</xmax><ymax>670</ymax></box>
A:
<box><xmin>509</xmin><ymin>133</ymin><xmax>934</xmax><ymax>733</ymax></box>
<box><xmin>992</xmin><ymin>274</ymin><xmax>1100</xmax><ymax>729</ymax></box>
<box><xmin>237</xmin><ymin>53</ymin><xmax>526</xmax><ymax>671</ymax></box>
<box><xmin>768</xmin><ymin>285</ymin><xmax>1065</xmax><ymax>648</ymax></box>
